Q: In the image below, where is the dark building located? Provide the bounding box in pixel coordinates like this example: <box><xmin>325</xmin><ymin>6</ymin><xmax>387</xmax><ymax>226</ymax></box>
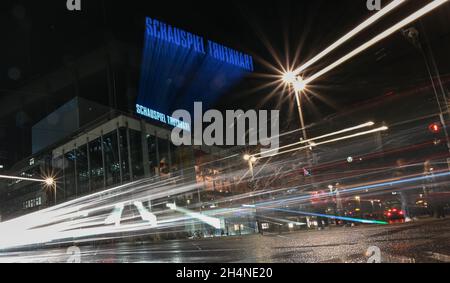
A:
<box><xmin>0</xmin><ymin>96</ymin><xmax>251</xmax><ymax>230</ymax></box>
<box><xmin>32</xmin><ymin>97</ymin><xmax>111</xmax><ymax>154</ymax></box>
<box><xmin>0</xmin><ymin>18</ymin><xmax>257</xmax><ymax>233</ymax></box>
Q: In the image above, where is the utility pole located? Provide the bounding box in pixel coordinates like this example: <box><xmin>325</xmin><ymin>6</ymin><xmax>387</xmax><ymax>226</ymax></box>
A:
<box><xmin>403</xmin><ymin>26</ymin><xmax>450</xmax><ymax>168</ymax></box>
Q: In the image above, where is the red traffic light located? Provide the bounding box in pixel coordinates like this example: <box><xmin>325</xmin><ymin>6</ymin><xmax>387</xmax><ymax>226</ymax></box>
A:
<box><xmin>428</xmin><ymin>123</ymin><xmax>442</xmax><ymax>134</ymax></box>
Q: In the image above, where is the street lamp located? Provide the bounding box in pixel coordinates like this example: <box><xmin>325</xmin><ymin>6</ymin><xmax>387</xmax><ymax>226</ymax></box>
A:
<box><xmin>282</xmin><ymin>71</ymin><xmax>297</xmax><ymax>85</ymax></box>
<box><xmin>44</xmin><ymin>177</ymin><xmax>57</xmax><ymax>205</ymax></box>
<box><xmin>293</xmin><ymin>76</ymin><xmax>306</xmax><ymax>93</ymax></box>
<box><xmin>44</xmin><ymin>177</ymin><xmax>55</xmax><ymax>186</ymax></box>
<box><xmin>0</xmin><ymin>174</ymin><xmax>58</xmax><ymax>205</ymax></box>
<box><xmin>244</xmin><ymin>154</ymin><xmax>257</xmax><ymax>179</ymax></box>
<box><xmin>283</xmin><ymin>73</ymin><xmax>309</xmax><ymax>141</ymax></box>
<box><xmin>283</xmin><ymin>72</ymin><xmax>311</xmax><ymax>150</ymax></box>
<box><xmin>283</xmin><ymin>72</ymin><xmax>313</xmax><ymax>175</ymax></box>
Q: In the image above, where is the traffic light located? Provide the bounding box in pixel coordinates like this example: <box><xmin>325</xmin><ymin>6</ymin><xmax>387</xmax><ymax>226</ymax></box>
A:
<box><xmin>428</xmin><ymin>122</ymin><xmax>442</xmax><ymax>134</ymax></box>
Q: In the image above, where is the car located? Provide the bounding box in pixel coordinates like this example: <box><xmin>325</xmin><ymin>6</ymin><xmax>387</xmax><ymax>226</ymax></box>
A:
<box><xmin>384</xmin><ymin>208</ymin><xmax>405</xmax><ymax>220</ymax></box>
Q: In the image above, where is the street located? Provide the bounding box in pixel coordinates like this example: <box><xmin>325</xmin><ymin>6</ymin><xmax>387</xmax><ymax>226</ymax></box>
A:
<box><xmin>1</xmin><ymin>218</ymin><xmax>449</xmax><ymax>263</ymax></box>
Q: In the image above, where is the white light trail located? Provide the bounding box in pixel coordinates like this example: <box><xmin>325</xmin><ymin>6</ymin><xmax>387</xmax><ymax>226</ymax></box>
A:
<box><xmin>104</xmin><ymin>203</ymin><xmax>125</xmax><ymax>227</ymax></box>
<box><xmin>166</xmin><ymin>202</ymin><xmax>177</xmax><ymax>210</ymax></box>
<box><xmin>134</xmin><ymin>201</ymin><xmax>158</xmax><ymax>227</ymax></box>
<box><xmin>292</xmin><ymin>0</ymin><xmax>406</xmax><ymax>75</ymax></box>
<box><xmin>258</xmin><ymin>126</ymin><xmax>389</xmax><ymax>160</ymax></box>
<box><xmin>167</xmin><ymin>203</ymin><xmax>222</xmax><ymax>229</ymax></box>
<box><xmin>0</xmin><ymin>174</ymin><xmax>46</xmax><ymax>183</ymax></box>
<box><xmin>0</xmin><ymin>177</ymin><xmax>209</xmax><ymax>250</ymax></box>
<box><xmin>304</xmin><ymin>0</ymin><xmax>449</xmax><ymax>85</ymax></box>
<box><xmin>254</xmin><ymin>121</ymin><xmax>374</xmax><ymax>157</ymax></box>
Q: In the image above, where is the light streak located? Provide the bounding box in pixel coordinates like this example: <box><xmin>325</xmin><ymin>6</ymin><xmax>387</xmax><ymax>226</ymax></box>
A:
<box><xmin>253</xmin><ymin>121</ymin><xmax>375</xmax><ymax>157</ymax></box>
<box><xmin>256</xmin><ymin>171</ymin><xmax>450</xmax><ymax>208</ymax></box>
<box><xmin>167</xmin><ymin>203</ymin><xmax>222</xmax><ymax>229</ymax></box>
<box><xmin>134</xmin><ymin>201</ymin><xmax>158</xmax><ymax>227</ymax></box>
<box><xmin>0</xmin><ymin>175</ymin><xmax>203</xmax><ymax>249</ymax></box>
<box><xmin>0</xmin><ymin>174</ymin><xmax>46</xmax><ymax>183</ymax></box>
<box><xmin>104</xmin><ymin>203</ymin><xmax>125</xmax><ymax>227</ymax></box>
<box><xmin>264</xmin><ymin>207</ymin><xmax>388</xmax><ymax>225</ymax></box>
<box><xmin>257</xmin><ymin>126</ymin><xmax>388</xmax><ymax>160</ymax></box>
<box><xmin>0</xmin><ymin>145</ymin><xmax>448</xmax><ymax>252</ymax></box>
<box><xmin>292</xmin><ymin>0</ymin><xmax>406</xmax><ymax>75</ymax></box>
<box><xmin>304</xmin><ymin>0</ymin><xmax>449</xmax><ymax>85</ymax></box>
<box><xmin>259</xmin><ymin>215</ymin><xmax>306</xmax><ymax>226</ymax></box>
<box><xmin>242</xmin><ymin>205</ymin><xmax>307</xmax><ymax>226</ymax></box>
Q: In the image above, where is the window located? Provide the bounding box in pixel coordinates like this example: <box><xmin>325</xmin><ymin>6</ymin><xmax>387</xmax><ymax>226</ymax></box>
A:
<box><xmin>76</xmin><ymin>145</ymin><xmax>89</xmax><ymax>195</ymax></box>
<box><xmin>64</xmin><ymin>150</ymin><xmax>77</xmax><ymax>198</ymax></box>
<box><xmin>157</xmin><ymin>136</ymin><xmax>170</xmax><ymax>177</ymax></box>
<box><xmin>23</xmin><ymin>197</ymin><xmax>42</xmax><ymax>210</ymax></box>
<box><xmin>103</xmin><ymin>131</ymin><xmax>120</xmax><ymax>186</ymax></box>
<box><xmin>147</xmin><ymin>134</ymin><xmax>158</xmax><ymax>177</ymax></box>
<box><xmin>129</xmin><ymin>129</ymin><xmax>144</xmax><ymax>179</ymax></box>
<box><xmin>118</xmin><ymin>128</ymin><xmax>130</xmax><ymax>182</ymax></box>
<box><xmin>89</xmin><ymin>136</ymin><xmax>104</xmax><ymax>190</ymax></box>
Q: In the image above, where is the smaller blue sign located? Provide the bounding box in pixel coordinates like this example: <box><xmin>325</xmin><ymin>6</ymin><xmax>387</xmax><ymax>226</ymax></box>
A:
<box><xmin>136</xmin><ymin>104</ymin><xmax>191</xmax><ymax>132</ymax></box>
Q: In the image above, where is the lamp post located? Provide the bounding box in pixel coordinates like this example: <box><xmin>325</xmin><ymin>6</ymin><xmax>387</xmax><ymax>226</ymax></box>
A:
<box><xmin>244</xmin><ymin>154</ymin><xmax>260</xmax><ymax>234</ymax></box>
<box><xmin>243</xmin><ymin>154</ymin><xmax>257</xmax><ymax>180</ymax></box>
<box><xmin>283</xmin><ymin>73</ymin><xmax>314</xmax><ymax>172</ymax></box>
<box><xmin>293</xmin><ymin>77</ymin><xmax>308</xmax><ymax>142</ymax></box>
<box><xmin>0</xmin><ymin>174</ymin><xmax>57</xmax><ymax>205</ymax></box>
<box><xmin>283</xmin><ymin>72</ymin><xmax>308</xmax><ymax>141</ymax></box>
<box><xmin>45</xmin><ymin>177</ymin><xmax>57</xmax><ymax>205</ymax></box>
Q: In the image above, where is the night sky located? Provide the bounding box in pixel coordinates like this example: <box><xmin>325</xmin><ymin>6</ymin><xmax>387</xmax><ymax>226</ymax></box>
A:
<box><xmin>1</xmin><ymin>0</ymin><xmax>449</xmax><ymax>166</ymax></box>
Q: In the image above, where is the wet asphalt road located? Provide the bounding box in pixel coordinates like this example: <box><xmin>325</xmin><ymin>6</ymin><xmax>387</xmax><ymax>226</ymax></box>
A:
<box><xmin>1</xmin><ymin>218</ymin><xmax>449</xmax><ymax>263</ymax></box>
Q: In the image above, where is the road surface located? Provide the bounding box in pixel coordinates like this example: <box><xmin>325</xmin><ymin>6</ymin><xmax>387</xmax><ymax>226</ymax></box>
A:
<box><xmin>1</xmin><ymin>218</ymin><xmax>449</xmax><ymax>263</ymax></box>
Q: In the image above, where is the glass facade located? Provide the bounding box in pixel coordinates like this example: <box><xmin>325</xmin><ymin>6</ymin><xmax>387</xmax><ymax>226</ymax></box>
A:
<box><xmin>118</xmin><ymin>128</ymin><xmax>130</xmax><ymax>183</ymax></box>
<box><xmin>1</xmin><ymin>115</ymin><xmax>234</xmax><ymax>226</ymax></box>
<box><xmin>52</xmin><ymin>154</ymin><xmax>65</xmax><ymax>202</ymax></box>
<box><xmin>64</xmin><ymin>150</ymin><xmax>77</xmax><ymax>199</ymax></box>
<box><xmin>103</xmin><ymin>131</ymin><xmax>121</xmax><ymax>186</ymax></box>
<box><xmin>89</xmin><ymin>136</ymin><xmax>104</xmax><ymax>191</ymax></box>
<box><xmin>0</xmin><ymin>115</ymin><xmax>253</xmax><ymax>235</ymax></box>
<box><xmin>129</xmin><ymin>129</ymin><xmax>144</xmax><ymax>180</ymax></box>
<box><xmin>76</xmin><ymin>145</ymin><xmax>90</xmax><ymax>195</ymax></box>
<box><xmin>44</xmin><ymin>118</ymin><xmax>198</xmax><ymax>205</ymax></box>
<box><xmin>147</xmin><ymin>134</ymin><xmax>158</xmax><ymax>177</ymax></box>
<box><xmin>157</xmin><ymin>135</ymin><xmax>170</xmax><ymax>178</ymax></box>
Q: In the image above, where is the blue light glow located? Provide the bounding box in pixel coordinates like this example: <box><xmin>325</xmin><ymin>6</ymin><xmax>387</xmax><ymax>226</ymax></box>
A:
<box><xmin>266</xmin><ymin>207</ymin><xmax>388</xmax><ymax>225</ymax></box>
<box><xmin>137</xmin><ymin>17</ymin><xmax>253</xmax><ymax>124</ymax></box>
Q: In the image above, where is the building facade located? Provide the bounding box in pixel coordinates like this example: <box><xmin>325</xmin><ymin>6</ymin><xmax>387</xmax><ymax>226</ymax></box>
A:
<box><xmin>0</xmin><ymin>98</ymin><xmax>257</xmax><ymax>238</ymax></box>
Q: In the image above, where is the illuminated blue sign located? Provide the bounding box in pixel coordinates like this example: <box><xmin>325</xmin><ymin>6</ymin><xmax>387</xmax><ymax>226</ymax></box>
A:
<box><xmin>137</xmin><ymin>17</ymin><xmax>253</xmax><ymax>129</ymax></box>
<box><xmin>145</xmin><ymin>17</ymin><xmax>254</xmax><ymax>72</ymax></box>
<box><xmin>136</xmin><ymin>104</ymin><xmax>191</xmax><ymax>131</ymax></box>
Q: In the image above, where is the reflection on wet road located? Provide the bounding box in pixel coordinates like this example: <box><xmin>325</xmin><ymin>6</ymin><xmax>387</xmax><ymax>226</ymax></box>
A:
<box><xmin>1</xmin><ymin>218</ymin><xmax>449</xmax><ymax>263</ymax></box>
